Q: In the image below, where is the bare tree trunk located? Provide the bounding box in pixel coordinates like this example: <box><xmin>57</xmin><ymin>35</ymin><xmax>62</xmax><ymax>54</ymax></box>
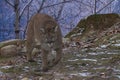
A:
<box><xmin>37</xmin><ymin>0</ymin><xmax>46</xmax><ymax>13</ymax></box>
<box><xmin>5</xmin><ymin>0</ymin><xmax>33</xmax><ymax>39</ymax></box>
<box><xmin>55</xmin><ymin>2</ymin><xmax>65</xmax><ymax>21</ymax></box>
<box><xmin>14</xmin><ymin>0</ymin><xmax>20</xmax><ymax>39</ymax></box>
<box><xmin>94</xmin><ymin>0</ymin><xmax>97</xmax><ymax>14</ymax></box>
<box><xmin>23</xmin><ymin>5</ymin><xmax>30</xmax><ymax>38</ymax></box>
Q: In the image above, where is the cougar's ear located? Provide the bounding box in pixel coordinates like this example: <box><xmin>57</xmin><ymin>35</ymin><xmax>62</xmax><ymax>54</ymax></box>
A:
<box><xmin>40</xmin><ymin>28</ymin><xmax>45</xmax><ymax>33</ymax></box>
<box><xmin>55</xmin><ymin>26</ymin><xmax>58</xmax><ymax>32</ymax></box>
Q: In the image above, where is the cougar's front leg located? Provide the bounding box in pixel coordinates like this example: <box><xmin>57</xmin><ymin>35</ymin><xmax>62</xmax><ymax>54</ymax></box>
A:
<box><xmin>54</xmin><ymin>48</ymin><xmax>62</xmax><ymax>65</ymax></box>
<box><xmin>41</xmin><ymin>49</ymin><xmax>49</xmax><ymax>72</ymax></box>
<box><xmin>26</xmin><ymin>39</ymin><xmax>34</xmax><ymax>62</ymax></box>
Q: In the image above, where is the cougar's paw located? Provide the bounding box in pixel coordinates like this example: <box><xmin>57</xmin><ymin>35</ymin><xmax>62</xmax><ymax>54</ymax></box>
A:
<box><xmin>48</xmin><ymin>58</ymin><xmax>55</xmax><ymax>67</ymax></box>
<box><xmin>53</xmin><ymin>58</ymin><xmax>61</xmax><ymax>65</ymax></box>
<box><xmin>53</xmin><ymin>60</ymin><xmax>59</xmax><ymax>65</ymax></box>
<box><xmin>42</xmin><ymin>67</ymin><xmax>49</xmax><ymax>72</ymax></box>
<box><xmin>28</xmin><ymin>59</ymin><xmax>36</xmax><ymax>62</ymax></box>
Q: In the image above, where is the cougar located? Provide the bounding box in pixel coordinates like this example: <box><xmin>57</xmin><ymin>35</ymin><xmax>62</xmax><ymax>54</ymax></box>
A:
<box><xmin>26</xmin><ymin>13</ymin><xmax>62</xmax><ymax>71</ymax></box>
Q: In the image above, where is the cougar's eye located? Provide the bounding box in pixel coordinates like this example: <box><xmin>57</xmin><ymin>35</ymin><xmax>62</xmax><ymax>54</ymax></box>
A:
<box><xmin>53</xmin><ymin>27</ymin><xmax>55</xmax><ymax>30</ymax></box>
<box><xmin>48</xmin><ymin>27</ymin><xmax>54</xmax><ymax>32</ymax></box>
<box><xmin>40</xmin><ymin>28</ymin><xmax>45</xmax><ymax>33</ymax></box>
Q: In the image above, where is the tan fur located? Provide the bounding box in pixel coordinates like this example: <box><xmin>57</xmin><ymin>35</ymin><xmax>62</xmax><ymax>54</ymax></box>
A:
<box><xmin>26</xmin><ymin>13</ymin><xmax>62</xmax><ymax>71</ymax></box>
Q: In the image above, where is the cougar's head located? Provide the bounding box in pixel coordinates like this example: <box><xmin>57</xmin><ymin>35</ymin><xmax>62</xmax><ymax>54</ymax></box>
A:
<box><xmin>45</xmin><ymin>25</ymin><xmax>58</xmax><ymax>43</ymax></box>
<box><xmin>40</xmin><ymin>23</ymin><xmax>58</xmax><ymax>47</ymax></box>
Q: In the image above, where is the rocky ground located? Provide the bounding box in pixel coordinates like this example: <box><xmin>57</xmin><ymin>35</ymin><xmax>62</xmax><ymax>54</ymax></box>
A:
<box><xmin>0</xmin><ymin>38</ymin><xmax>120</xmax><ymax>80</ymax></box>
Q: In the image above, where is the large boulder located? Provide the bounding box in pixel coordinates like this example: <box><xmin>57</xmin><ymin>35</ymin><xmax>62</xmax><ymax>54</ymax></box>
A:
<box><xmin>0</xmin><ymin>45</ymin><xmax>19</xmax><ymax>57</ymax></box>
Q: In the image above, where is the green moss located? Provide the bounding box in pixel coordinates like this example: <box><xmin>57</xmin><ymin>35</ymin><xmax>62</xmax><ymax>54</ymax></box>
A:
<box><xmin>110</xmin><ymin>34</ymin><xmax>120</xmax><ymax>41</ymax></box>
<box><xmin>109</xmin><ymin>55</ymin><xmax>120</xmax><ymax>63</ymax></box>
<box><xmin>0</xmin><ymin>56</ymin><xmax>8</xmax><ymax>60</ymax></box>
<box><xmin>22</xmin><ymin>61</ymin><xmax>38</xmax><ymax>67</ymax></box>
<box><xmin>0</xmin><ymin>43</ymin><xmax>3</xmax><ymax>48</ymax></box>
<box><xmin>86</xmin><ymin>13</ymin><xmax>119</xmax><ymax>30</ymax></box>
<box><xmin>0</xmin><ymin>67</ymin><xmax>22</xmax><ymax>73</ymax></box>
<box><xmin>65</xmin><ymin>13</ymin><xmax>120</xmax><ymax>38</ymax></box>
<box><xmin>0</xmin><ymin>56</ymin><xmax>11</xmax><ymax>62</ymax></box>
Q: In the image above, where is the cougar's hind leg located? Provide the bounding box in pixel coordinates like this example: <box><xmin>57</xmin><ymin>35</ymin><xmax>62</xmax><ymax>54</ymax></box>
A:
<box><xmin>26</xmin><ymin>38</ymin><xmax>35</xmax><ymax>62</ymax></box>
<box><xmin>41</xmin><ymin>49</ymin><xmax>49</xmax><ymax>72</ymax></box>
<box><xmin>54</xmin><ymin>48</ymin><xmax>62</xmax><ymax>65</ymax></box>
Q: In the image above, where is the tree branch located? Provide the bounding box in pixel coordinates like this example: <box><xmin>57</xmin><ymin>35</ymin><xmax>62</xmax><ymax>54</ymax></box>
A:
<box><xmin>5</xmin><ymin>0</ymin><xmax>14</xmax><ymax>7</ymax></box>
<box><xmin>97</xmin><ymin>0</ymin><xmax>106</xmax><ymax>5</ymax></box>
<box><xmin>19</xmin><ymin>0</ymin><xmax>33</xmax><ymax>19</ymax></box>
<box><xmin>75</xmin><ymin>0</ymin><xmax>94</xmax><ymax>8</ymax></box>
<box><xmin>37</xmin><ymin>0</ymin><xmax>46</xmax><ymax>13</ymax></box>
<box><xmin>97</xmin><ymin>0</ymin><xmax>115</xmax><ymax>13</ymax></box>
<box><xmin>42</xmin><ymin>0</ymin><xmax>74</xmax><ymax>9</ymax></box>
<box><xmin>55</xmin><ymin>3</ymin><xmax>65</xmax><ymax>21</ymax></box>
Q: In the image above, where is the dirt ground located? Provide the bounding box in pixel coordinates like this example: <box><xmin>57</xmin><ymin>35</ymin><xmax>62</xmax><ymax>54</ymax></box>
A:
<box><xmin>0</xmin><ymin>45</ymin><xmax>120</xmax><ymax>80</ymax></box>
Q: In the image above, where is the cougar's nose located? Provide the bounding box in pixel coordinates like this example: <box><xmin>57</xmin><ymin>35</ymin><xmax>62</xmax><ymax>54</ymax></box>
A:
<box><xmin>47</xmin><ymin>40</ymin><xmax>54</xmax><ymax>43</ymax></box>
